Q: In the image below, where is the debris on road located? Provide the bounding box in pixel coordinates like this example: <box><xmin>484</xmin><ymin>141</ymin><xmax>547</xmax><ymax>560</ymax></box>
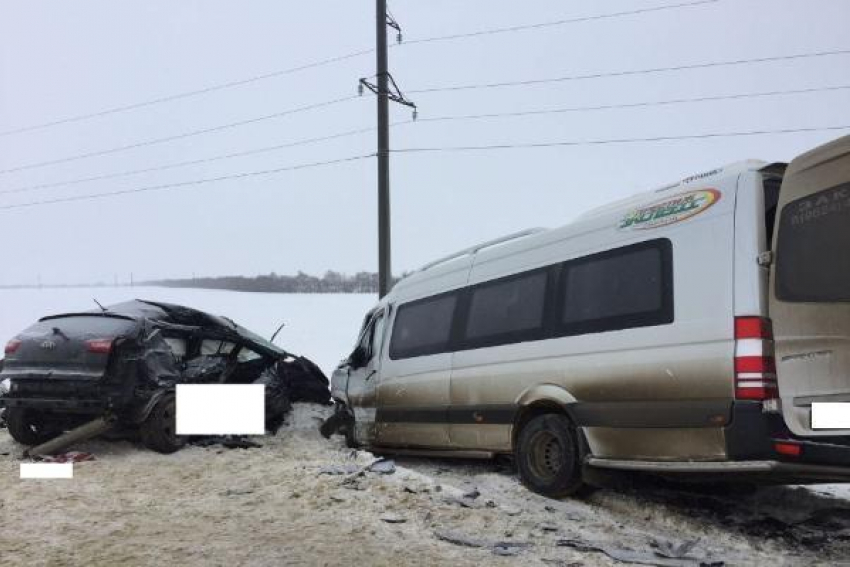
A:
<box><xmin>434</xmin><ymin>530</ymin><xmax>532</xmax><ymax>557</ymax></box>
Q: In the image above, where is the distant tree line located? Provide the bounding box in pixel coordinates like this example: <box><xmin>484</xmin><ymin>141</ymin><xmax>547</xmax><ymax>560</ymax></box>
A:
<box><xmin>148</xmin><ymin>271</ymin><xmax>403</xmax><ymax>294</ymax></box>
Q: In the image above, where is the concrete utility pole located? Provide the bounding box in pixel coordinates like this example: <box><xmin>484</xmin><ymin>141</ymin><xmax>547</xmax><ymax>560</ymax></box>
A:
<box><xmin>376</xmin><ymin>0</ymin><xmax>391</xmax><ymax>298</ymax></box>
<box><xmin>362</xmin><ymin>2</ymin><xmax>415</xmax><ymax>298</ymax></box>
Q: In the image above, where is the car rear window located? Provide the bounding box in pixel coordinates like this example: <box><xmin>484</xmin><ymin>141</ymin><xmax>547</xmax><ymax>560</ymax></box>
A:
<box><xmin>776</xmin><ymin>183</ymin><xmax>850</xmax><ymax>302</ymax></box>
<box><xmin>32</xmin><ymin>315</ymin><xmax>136</xmax><ymax>338</ymax></box>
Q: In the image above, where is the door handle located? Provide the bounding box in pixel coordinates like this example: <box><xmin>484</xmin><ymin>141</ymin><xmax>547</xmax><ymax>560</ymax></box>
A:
<box><xmin>365</xmin><ymin>370</ymin><xmax>377</xmax><ymax>381</ymax></box>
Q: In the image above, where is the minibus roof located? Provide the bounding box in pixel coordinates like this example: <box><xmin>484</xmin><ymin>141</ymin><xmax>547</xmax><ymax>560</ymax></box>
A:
<box><xmin>389</xmin><ymin>159</ymin><xmax>780</xmax><ymax>301</ymax></box>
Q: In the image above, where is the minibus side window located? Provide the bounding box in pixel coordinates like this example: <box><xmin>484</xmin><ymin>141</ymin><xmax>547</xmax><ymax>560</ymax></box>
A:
<box><xmin>388</xmin><ymin>293</ymin><xmax>457</xmax><ymax>360</ymax></box>
<box><xmin>558</xmin><ymin>239</ymin><xmax>673</xmax><ymax>336</ymax></box>
<box><xmin>463</xmin><ymin>269</ymin><xmax>548</xmax><ymax>348</ymax></box>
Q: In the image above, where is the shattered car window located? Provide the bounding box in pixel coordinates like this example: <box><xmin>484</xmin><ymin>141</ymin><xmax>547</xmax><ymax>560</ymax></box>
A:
<box><xmin>201</xmin><ymin>340</ymin><xmax>236</xmax><ymax>356</ymax></box>
<box><xmin>163</xmin><ymin>338</ymin><xmax>187</xmax><ymax>358</ymax></box>
<box><xmin>237</xmin><ymin>347</ymin><xmax>262</xmax><ymax>362</ymax></box>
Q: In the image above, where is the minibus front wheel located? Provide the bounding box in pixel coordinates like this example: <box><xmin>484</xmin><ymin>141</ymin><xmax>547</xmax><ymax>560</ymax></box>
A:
<box><xmin>516</xmin><ymin>413</ymin><xmax>586</xmax><ymax>498</ymax></box>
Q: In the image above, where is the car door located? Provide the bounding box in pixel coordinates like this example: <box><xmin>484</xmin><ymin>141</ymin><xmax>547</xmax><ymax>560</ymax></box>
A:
<box><xmin>374</xmin><ymin>293</ymin><xmax>457</xmax><ymax>449</ymax></box>
<box><xmin>338</xmin><ymin>309</ymin><xmax>387</xmax><ymax>445</ymax></box>
<box><xmin>770</xmin><ymin>134</ymin><xmax>850</xmax><ymax>437</ymax></box>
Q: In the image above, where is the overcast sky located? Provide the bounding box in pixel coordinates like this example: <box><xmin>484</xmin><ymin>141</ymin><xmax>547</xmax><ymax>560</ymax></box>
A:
<box><xmin>0</xmin><ymin>0</ymin><xmax>848</xmax><ymax>286</ymax></box>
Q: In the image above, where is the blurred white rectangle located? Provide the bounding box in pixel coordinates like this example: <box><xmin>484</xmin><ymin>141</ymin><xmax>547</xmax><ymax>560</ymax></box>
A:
<box><xmin>20</xmin><ymin>463</ymin><xmax>73</xmax><ymax>479</ymax></box>
<box><xmin>812</xmin><ymin>403</ymin><xmax>850</xmax><ymax>429</ymax></box>
<box><xmin>176</xmin><ymin>384</ymin><xmax>265</xmax><ymax>435</ymax></box>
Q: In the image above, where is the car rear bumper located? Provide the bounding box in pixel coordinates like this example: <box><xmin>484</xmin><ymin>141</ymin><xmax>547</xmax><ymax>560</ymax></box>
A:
<box><xmin>1</xmin><ymin>396</ymin><xmax>108</xmax><ymax>413</ymax></box>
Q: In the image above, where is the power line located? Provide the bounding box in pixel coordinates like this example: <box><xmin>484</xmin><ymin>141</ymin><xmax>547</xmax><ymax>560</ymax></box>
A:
<box><xmin>391</xmin><ymin>125</ymin><xmax>850</xmax><ymax>153</ymax></box>
<box><xmin>409</xmin><ymin>48</ymin><xmax>850</xmax><ymax>94</ymax></box>
<box><xmin>0</xmin><ymin>126</ymin><xmax>375</xmax><ymax>196</ymax></box>
<box><xmin>0</xmin><ymin>50</ymin><xmax>374</xmax><ymax>137</ymax></box>
<box><xmin>6</xmin><ymin>83</ymin><xmax>848</xmax><ymax>196</ymax></box>
<box><xmin>0</xmin><ymin>95</ymin><xmax>362</xmax><ymax>175</ymax></box>
<box><xmin>402</xmin><ymin>0</ymin><xmax>719</xmax><ymax>46</ymax></box>
<box><xmin>413</xmin><ymin>84</ymin><xmax>850</xmax><ymax>124</ymax></box>
<box><xmin>0</xmin><ymin>1</ymin><xmax>719</xmax><ymax>138</ymax></box>
<box><xmin>0</xmin><ymin>154</ymin><xmax>374</xmax><ymax>211</ymax></box>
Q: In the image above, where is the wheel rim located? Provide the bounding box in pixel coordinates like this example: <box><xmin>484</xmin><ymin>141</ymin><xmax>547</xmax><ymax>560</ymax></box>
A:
<box><xmin>161</xmin><ymin>401</ymin><xmax>180</xmax><ymax>443</ymax></box>
<box><xmin>24</xmin><ymin>411</ymin><xmax>48</xmax><ymax>436</ymax></box>
<box><xmin>527</xmin><ymin>430</ymin><xmax>568</xmax><ymax>482</ymax></box>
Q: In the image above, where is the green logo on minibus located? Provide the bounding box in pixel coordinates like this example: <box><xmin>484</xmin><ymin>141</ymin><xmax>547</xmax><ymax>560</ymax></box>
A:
<box><xmin>619</xmin><ymin>189</ymin><xmax>721</xmax><ymax>230</ymax></box>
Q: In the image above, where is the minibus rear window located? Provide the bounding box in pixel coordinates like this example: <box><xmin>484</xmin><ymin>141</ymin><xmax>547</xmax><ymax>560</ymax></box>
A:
<box><xmin>776</xmin><ymin>183</ymin><xmax>850</xmax><ymax>302</ymax></box>
<box><xmin>558</xmin><ymin>239</ymin><xmax>673</xmax><ymax>335</ymax></box>
<box><xmin>389</xmin><ymin>293</ymin><xmax>457</xmax><ymax>359</ymax></box>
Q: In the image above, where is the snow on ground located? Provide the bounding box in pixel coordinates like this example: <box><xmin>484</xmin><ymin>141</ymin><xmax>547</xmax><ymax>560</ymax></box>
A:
<box><xmin>3</xmin><ymin>287</ymin><xmax>850</xmax><ymax>565</ymax></box>
<box><xmin>0</xmin><ymin>286</ymin><xmax>375</xmax><ymax>375</ymax></box>
<box><xmin>3</xmin><ymin>405</ymin><xmax>850</xmax><ymax>566</ymax></box>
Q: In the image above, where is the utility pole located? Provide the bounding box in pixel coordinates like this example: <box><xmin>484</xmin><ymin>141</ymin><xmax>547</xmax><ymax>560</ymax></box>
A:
<box><xmin>376</xmin><ymin>0</ymin><xmax>391</xmax><ymax>298</ymax></box>
<box><xmin>362</xmin><ymin>2</ymin><xmax>416</xmax><ymax>298</ymax></box>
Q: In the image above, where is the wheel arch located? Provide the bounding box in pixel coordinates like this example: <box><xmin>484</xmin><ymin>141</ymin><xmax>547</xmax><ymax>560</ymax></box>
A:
<box><xmin>512</xmin><ymin>384</ymin><xmax>579</xmax><ymax>451</ymax></box>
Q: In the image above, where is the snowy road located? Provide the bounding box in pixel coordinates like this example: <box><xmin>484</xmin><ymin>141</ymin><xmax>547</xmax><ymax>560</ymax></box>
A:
<box><xmin>3</xmin><ymin>405</ymin><xmax>850</xmax><ymax>566</ymax></box>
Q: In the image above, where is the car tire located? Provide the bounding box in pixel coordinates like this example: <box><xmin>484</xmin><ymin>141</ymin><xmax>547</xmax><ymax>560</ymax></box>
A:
<box><xmin>140</xmin><ymin>394</ymin><xmax>186</xmax><ymax>454</ymax></box>
<box><xmin>516</xmin><ymin>413</ymin><xmax>587</xmax><ymax>498</ymax></box>
<box><xmin>6</xmin><ymin>407</ymin><xmax>60</xmax><ymax>446</ymax></box>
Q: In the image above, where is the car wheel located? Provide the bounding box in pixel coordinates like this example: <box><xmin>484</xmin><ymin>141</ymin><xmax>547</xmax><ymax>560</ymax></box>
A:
<box><xmin>140</xmin><ymin>394</ymin><xmax>186</xmax><ymax>454</ymax></box>
<box><xmin>516</xmin><ymin>413</ymin><xmax>587</xmax><ymax>498</ymax></box>
<box><xmin>5</xmin><ymin>407</ymin><xmax>60</xmax><ymax>446</ymax></box>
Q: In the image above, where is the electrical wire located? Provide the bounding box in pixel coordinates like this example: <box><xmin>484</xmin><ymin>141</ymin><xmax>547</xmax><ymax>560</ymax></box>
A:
<box><xmin>0</xmin><ymin>126</ymin><xmax>375</xmax><ymax>196</ymax></box>
<box><xmin>409</xmin><ymin>48</ymin><xmax>850</xmax><ymax>94</ymax></box>
<box><xmin>391</xmin><ymin>125</ymin><xmax>850</xmax><ymax>154</ymax></box>
<box><xmin>0</xmin><ymin>50</ymin><xmax>374</xmax><ymax>137</ymax></box>
<box><xmin>0</xmin><ymin>1</ymin><xmax>719</xmax><ymax>137</ymax></box>
<box><xmin>402</xmin><ymin>0</ymin><xmax>719</xmax><ymax>46</ymax></box>
<box><xmin>5</xmin><ymin>83</ymin><xmax>848</xmax><ymax>196</ymax></box>
<box><xmin>413</xmin><ymin>84</ymin><xmax>850</xmax><ymax>124</ymax></box>
<box><xmin>0</xmin><ymin>154</ymin><xmax>374</xmax><ymax>211</ymax></box>
<box><xmin>0</xmin><ymin>95</ymin><xmax>362</xmax><ymax>175</ymax></box>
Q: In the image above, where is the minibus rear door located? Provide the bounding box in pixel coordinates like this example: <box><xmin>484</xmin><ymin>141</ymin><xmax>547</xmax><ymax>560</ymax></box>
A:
<box><xmin>769</xmin><ymin>134</ymin><xmax>850</xmax><ymax>436</ymax></box>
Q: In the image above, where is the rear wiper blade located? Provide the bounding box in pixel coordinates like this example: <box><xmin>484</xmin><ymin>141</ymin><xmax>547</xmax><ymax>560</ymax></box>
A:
<box><xmin>93</xmin><ymin>298</ymin><xmax>108</xmax><ymax>314</ymax></box>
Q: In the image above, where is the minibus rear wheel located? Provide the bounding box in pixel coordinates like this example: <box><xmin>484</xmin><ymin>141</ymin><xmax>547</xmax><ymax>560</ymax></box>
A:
<box><xmin>516</xmin><ymin>413</ymin><xmax>585</xmax><ymax>498</ymax></box>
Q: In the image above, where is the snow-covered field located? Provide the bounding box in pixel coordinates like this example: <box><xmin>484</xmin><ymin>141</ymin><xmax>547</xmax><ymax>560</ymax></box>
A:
<box><xmin>3</xmin><ymin>286</ymin><xmax>850</xmax><ymax>566</ymax></box>
<box><xmin>0</xmin><ymin>286</ymin><xmax>376</xmax><ymax>375</ymax></box>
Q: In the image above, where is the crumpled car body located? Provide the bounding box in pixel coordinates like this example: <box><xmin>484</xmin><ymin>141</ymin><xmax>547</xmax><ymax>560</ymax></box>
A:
<box><xmin>0</xmin><ymin>300</ymin><xmax>329</xmax><ymax>451</ymax></box>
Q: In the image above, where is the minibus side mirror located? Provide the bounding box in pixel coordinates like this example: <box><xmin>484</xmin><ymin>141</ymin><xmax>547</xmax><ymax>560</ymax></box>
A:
<box><xmin>349</xmin><ymin>346</ymin><xmax>368</xmax><ymax>369</ymax></box>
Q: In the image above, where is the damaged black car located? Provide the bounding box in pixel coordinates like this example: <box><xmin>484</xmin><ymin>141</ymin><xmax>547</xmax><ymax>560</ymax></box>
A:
<box><xmin>0</xmin><ymin>300</ymin><xmax>330</xmax><ymax>453</ymax></box>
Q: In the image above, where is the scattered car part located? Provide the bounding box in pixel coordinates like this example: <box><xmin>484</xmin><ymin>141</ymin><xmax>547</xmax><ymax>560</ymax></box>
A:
<box><xmin>26</xmin><ymin>415</ymin><xmax>115</xmax><ymax>457</ymax></box>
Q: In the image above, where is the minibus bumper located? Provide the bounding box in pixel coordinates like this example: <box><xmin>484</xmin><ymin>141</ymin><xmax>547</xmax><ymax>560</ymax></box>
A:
<box><xmin>726</xmin><ymin>401</ymin><xmax>850</xmax><ymax>470</ymax></box>
<box><xmin>586</xmin><ymin>401</ymin><xmax>850</xmax><ymax>483</ymax></box>
<box><xmin>584</xmin><ymin>457</ymin><xmax>850</xmax><ymax>482</ymax></box>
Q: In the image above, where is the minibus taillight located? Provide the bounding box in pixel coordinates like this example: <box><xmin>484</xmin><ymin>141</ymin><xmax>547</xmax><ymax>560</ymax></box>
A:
<box><xmin>85</xmin><ymin>339</ymin><xmax>113</xmax><ymax>354</ymax></box>
<box><xmin>4</xmin><ymin>338</ymin><xmax>22</xmax><ymax>355</ymax></box>
<box><xmin>734</xmin><ymin>316</ymin><xmax>778</xmax><ymax>401</ymax></box>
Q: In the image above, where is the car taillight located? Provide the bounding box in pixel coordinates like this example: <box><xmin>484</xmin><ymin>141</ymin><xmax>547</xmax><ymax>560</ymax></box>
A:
<box><xmin>734</xmin><ymin>316</ymin><xmax>777</xmax><ymax>401</ymax></box>
<box><xmin>774</xmin><ymin>441</ymin><xmax>802</xmax><ymax>457</ymax></box>
<box><xmin>86</xmin><ymin>339</ymin><xmax>113</xmax><ymax>354</ymax></box>
<box><xmin>4</xmin><ymin>338</ymin><xmax>22</xmax><ymax>354</ymax></box>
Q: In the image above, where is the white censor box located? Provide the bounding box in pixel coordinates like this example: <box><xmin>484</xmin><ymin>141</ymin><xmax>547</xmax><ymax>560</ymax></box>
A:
<box><xmin>176</xmin><ymin>384</ymin><xmax>265</xmax><ymax>435</ymax></box>
<box><xmin>20</xmin><ymin>463</ymin><xmax>74</xmax><ymax>479</ymax></box>
<box><xmin>811</xmin><ymin>403</ymin><xmax>850</xmax><ymax>430</ymax></box>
